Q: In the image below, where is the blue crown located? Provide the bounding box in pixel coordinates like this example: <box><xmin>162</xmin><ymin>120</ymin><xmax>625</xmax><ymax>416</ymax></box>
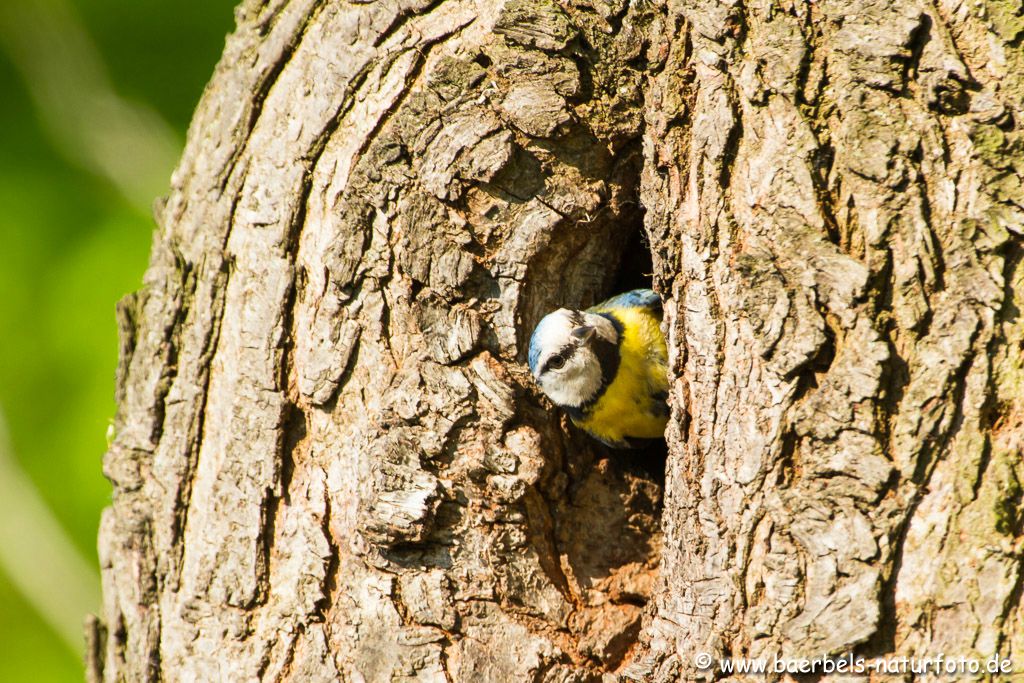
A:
<box><xmin>527</xmin><ymin>313</ymin><xmax>558</xmax><ymax>375</ymax></box>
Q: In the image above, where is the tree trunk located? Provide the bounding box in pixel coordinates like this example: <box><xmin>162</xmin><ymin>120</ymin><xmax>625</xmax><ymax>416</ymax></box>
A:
<box><xmin>93</xmin><ymin>0</ymin><xmax>1024</xmax><ymax>680</ymax></box>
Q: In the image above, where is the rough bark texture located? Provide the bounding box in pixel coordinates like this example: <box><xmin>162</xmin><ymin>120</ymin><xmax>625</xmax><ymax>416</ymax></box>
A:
<box><xmin>93</xmin><ymin>0</ymin><xmax>1023</xmax><ymax>681</ymax></box>
<box><xmin>638</xmin><ymin>0</ymin><xmax>1024</xmax><ymax>678</ymax></box>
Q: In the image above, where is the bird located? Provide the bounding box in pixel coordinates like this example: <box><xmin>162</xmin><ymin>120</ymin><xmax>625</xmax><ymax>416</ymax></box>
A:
<box><xmin>527</xmin><ymin>289</ymin><xmax>669</xmax><ymax>448</ymax></box>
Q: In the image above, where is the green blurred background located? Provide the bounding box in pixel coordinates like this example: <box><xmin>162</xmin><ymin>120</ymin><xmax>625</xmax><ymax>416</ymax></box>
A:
<box><xmin>0</xmin><ymin>1</ymin><xmax>235</xmax><ymax>679</ymax></box>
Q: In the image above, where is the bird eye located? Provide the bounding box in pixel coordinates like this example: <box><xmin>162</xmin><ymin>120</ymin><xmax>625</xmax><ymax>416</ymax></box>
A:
<box><xmin>547</xmin><ymin>354</ymin><xmax>566</xmax><ymax>370</ymax></box>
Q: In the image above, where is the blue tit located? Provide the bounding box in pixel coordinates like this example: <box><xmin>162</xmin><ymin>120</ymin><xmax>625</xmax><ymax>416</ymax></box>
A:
<box><xmin>527</xmin><ymin>289</ymin><xmax>669</xmax><ymax>448</ymax></box>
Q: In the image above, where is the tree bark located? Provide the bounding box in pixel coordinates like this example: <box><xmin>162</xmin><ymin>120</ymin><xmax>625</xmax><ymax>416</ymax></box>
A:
<box><xmin>93</xmin><ymin>0</ymin><xmax>1024</xmax><ymax>681</ymax></box>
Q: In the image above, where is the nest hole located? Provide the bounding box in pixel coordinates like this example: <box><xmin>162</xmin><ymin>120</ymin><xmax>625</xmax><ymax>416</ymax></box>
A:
<box><xmin>609</xmin><ymin>223</ymin><xmax>654</xmax><ymax>295</ymax></box>
<box><xmin>606</xmin><ymin>218</ymin><xmax>668</xmax><ymax>488</ymax></box>
<box><xmin>540</xmin><ymin>215</ymin><xmax>669</xmax><ymax>673</ymax></box>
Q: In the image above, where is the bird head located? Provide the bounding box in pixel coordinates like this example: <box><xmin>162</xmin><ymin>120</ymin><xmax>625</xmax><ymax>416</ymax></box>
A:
<box><xmin>527</xmin><ymin>308</ymin><xmax>619</xmax><ymax>408</ymax></box>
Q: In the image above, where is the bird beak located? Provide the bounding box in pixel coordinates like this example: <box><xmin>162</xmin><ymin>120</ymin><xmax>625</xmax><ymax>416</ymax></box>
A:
<box><xmin>571</xmin><ymin>325</ymin><xmax>595</xmax><ymax>343</ymax></box>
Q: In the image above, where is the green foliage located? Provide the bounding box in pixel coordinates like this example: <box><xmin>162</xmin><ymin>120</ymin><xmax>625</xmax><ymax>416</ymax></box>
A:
<box><xmin>0</xmin><ymin>1</ymin><xmax>236</xmax><ymax>680</ymax></box>
<box><xmin>0</xmin><ymin>573</ymin><xmax>82</xmax><ymax>683</ymax></box>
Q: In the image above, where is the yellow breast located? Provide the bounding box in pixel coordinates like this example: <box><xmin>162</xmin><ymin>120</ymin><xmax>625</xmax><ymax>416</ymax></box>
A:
<box><xmin>574</xmin><ymin>305</ymin><xmax>669</xmax><ymax>447</ymax></box>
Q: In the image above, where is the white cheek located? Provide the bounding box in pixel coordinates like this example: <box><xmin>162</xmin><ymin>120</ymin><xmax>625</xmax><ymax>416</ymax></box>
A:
<box><xmin>541</xmin><ymin>375</ymin><xmax>585</xmax><ymax>407</ymax></box>
<box><xmin>539</xmin><ymin>353</ymin><xmax>603</xmax><ymax>407</ymax></box>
